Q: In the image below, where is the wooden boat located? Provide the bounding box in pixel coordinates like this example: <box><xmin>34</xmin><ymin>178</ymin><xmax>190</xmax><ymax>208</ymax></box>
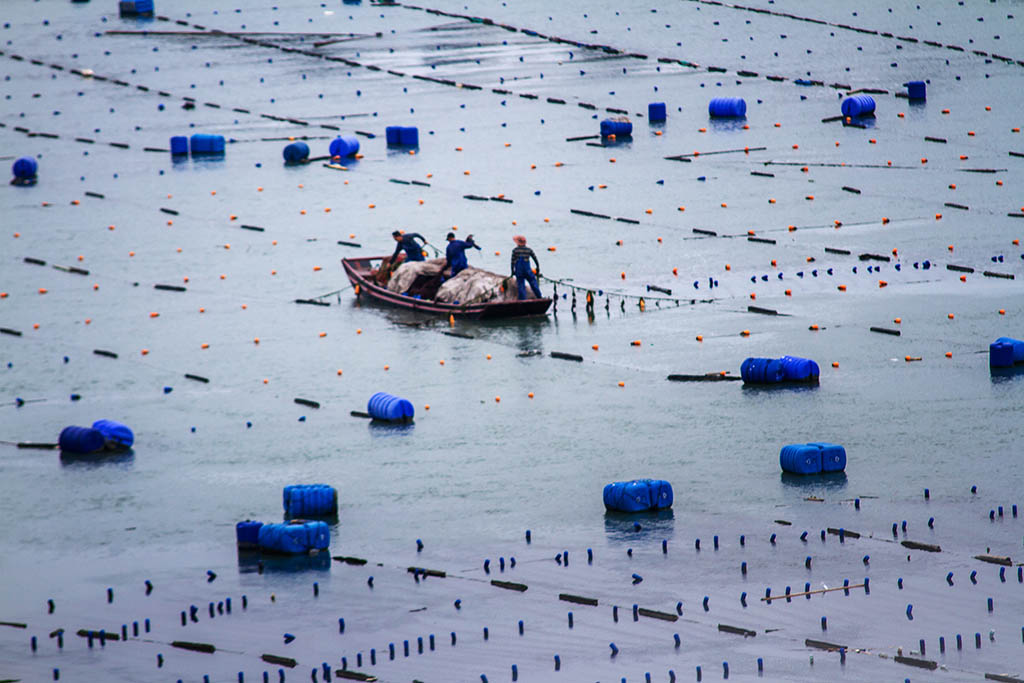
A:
<box><xmin>341</xmin><ymin>256</ymin><xmax>552</xmax><ymax>319</ymax></box>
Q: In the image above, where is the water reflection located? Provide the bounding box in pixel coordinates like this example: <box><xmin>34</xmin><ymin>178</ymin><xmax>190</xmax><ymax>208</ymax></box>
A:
<box><xmin>59</xmin><ymin>449</ymin><xmax>135</xmax><ymax>468</ymax></box>
<box><xmin>368</xmin><ymin>420</ymin><xmax>415</xmax><ymax>437</ymax></box>
<box><xmin>989</xmin><ymin>366</ymin><xmax>1024</xmax><ymax>383</ymax></box>
<box><xmin>237</xmin><ymin>549</ymin><xmax>331</xmax><ymax>574</ymax></box>
<box><xmin>603</xmin><ymin>508</ymin><xmax>675</xmax><ymax>544</ymax></box>
<box><xmin>779</xmin><ymin>471</ymin><xmax>848</xmax><ymax>494</ymax></box>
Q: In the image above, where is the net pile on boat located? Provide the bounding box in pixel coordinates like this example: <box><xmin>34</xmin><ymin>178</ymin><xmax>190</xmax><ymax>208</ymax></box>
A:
<box><xmin>435</xmin><ymin>267</ymin><xmax>518</xmax><ymax>304</ymax></box>
<box><xmin>387</xmin><ymin>258</ymin><xmax>445</xmax><ymax>293</ymax></box>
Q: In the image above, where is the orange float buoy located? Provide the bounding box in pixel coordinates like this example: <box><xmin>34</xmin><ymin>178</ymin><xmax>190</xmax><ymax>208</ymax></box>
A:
<box><xmin>384</xmin><ymin>365</ymin><xmax>389</xmax><ymax>371</ymax></box>
<box><xmin>948</xmin><ymin>245</ymin><xmax>954</xmax><ymax>251</ymax></box>
<box><xmin>319</xmin><ymin>332</ymin><xmax>327</xmax><ymax>338</ymax></box>
<box><xmin>771</xmin><ymin>259</ymin><xmax>777</xmax><ymax>267</ymax></box>
<box><xmin>356</xmin><ymin>328</ymin><xmax>362</xmax><ymax>334</ymax></box>
<box><xmin>548</xmin><ymin>246</ymin><xmax>557</xmax><ymax>252</ymax></box>
<box><xmin>254</xmin><ymin>337</ymin><xmax>260</xmax><ymax>344</ymax></box>
<box><xmin>768</xmin><ymin>198</ymin><xmax>776</xmax><ymax>204</ymax></box>
<box><xmin>592</xmin><ymin>345</ymin><xmax>599</xmax><ymax>351</ymax></box>
<box><xmin>313</xmin><ymin>266</ymin><xmax>322</xmax><ymax>272</ymax></box>
<box><xmin>336</xmin><ymin>369</ymin><xmax>342</xmax><ymax>375</ymax></box>
<box><xmin>749</xmin><ymin>293</ymin><xmax>756</xmax><ymax>300</ymax></box>
<box><xmin>999</xmin><ymin>309</ymin><xmax>1006</xmax><ymax>315</ymax></box>
<box><xmin>439</xmin><ymin>360</ymin><xmax>445</xmax><ymax>365</ymax></box>
<box><xmin>721</xmin><ymin>203</ymin><xmax>727</xmax><ymax>208</ymax></box>
<box><xmin>894</xmin><ymin>318</ymin><xmax>902</xmax><ymax>324</ymax></box>
<box><xmin>882</xmin><ymin>217</ymin><xmax>890</xmax><ymax>224</ymax></box>
<box><xmin>878</xmin><ymin>280</ymin><xmax>888</xmax><ymax>288</ymax></box>
<box><xmin>672</xmin><ymin>267</ymin><xmax>678</xmax><ymax>275</ymax></box>
<box><xmin>809</xmin><ymin>324</ymin><xmax>819</xmax><ymax>331</ymax></box>
<box><xmin>149</xmin><ymin>312</ymin><xmax>159</xmax><ymax>318</ymax></box>
<box><xmin>630</xmin><ymin>340</ymin><xmax>641</xmax><ymax>346</ymax></box>
<box><xmin>528</xmin><ymin>392</ymin><xmax>534</xmax><ymax>399</ymax></box>
<box><xmin>495</xmin><ymin>396</ymin><xmax>501</xmax><ymax>403</ymax></box>
<box><xmin>935</xmin><ymin>213</ymin><xmax>942</xmax><ymax>220</ymax></box>
<box><xmin>657</xmin><ymin>237</ymin><xmax>663</xmax><ymax>243</ymax></box>
<box><xmin>677</xmin><ymin>206</ymin><xmax>685</xmax><ymax>212</ymax></box>
<box><xmin>747</xmin><ymin>229</ymin><xmax>756</xmax><ymax>236</ymax></box>
<box><xmin>696</xmin><ymin>335</ymin><xmax>703</xmax><ymax>342</ymax></box>
<box><xmin>740</xmin><ymin>330</ymin><xmax>750</xmax><ymax>337</ymax></box>
<box><xmin>831</xmin><ymin>362</ymin><xmax>839</xmax><ymax>368</ymax></box>
<box><xmin>945</xmin><ymin>351</ymin><xmax>953</xmax><ymax>358</ymax></box>
<box><xmin>947</xmin><ymin>313</ymin><xmax>955</xmax><ymax>320</ymax></box>
<box><xmin>837</xmin><ymin>285</ymin><xmax>847</xmax><ymax>291</ymax></box>
<box><xmin>141</xmin><ymin>349</ymin><xmax>149</xmax><ymax>356</ymax></box>
<box><xmin>617</xmin><ymin>381</ymin><xmax>625</xmax><ymax>387</ymax></box>
<box><xmin>486</xmin><ymin>354</ymin><xmax>492</xmax><ymax>360</ymax></box>
<box><xmin>788</xmin><ymin>225</ymin><xmax>796</xmax><ymax>232</ymax></box>
<box><xmin>785</xmin><ymin>289</ymin><xmax>792</xmax><ymax>296</ymax></box>
<box><xmin>620</xmin><ymin>272</ymin><xmax>626</xmax><ymax>279</ymax></box>
<box><xmin>38</xmin><ymin>288</ymin><xmax>48</xmax><ymax>295</ymax></box>
<box><xmin>725</xmin><ymin>264</ymin><xmax>731</xmax><ymax>271</ymax></box>
<box><xmin>201</xmin><ymin>343</ymin><xmax>209</xmax><ymax>349</ymax></box>
<box><xmin>959</xmin><ymin>275</ymin><xmax>967</xmax><ymax>282</ymax></box>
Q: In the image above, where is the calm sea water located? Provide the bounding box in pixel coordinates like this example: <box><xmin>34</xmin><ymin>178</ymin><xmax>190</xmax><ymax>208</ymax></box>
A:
<box><xmin>2</xmin><ymin>0</ymin><xmax>1022</xmax><ymax>680</ymax></box>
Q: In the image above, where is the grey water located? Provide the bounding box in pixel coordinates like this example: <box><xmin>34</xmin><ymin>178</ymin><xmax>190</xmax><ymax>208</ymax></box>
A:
<box><xmin>2</xmin><ymin>0</ymin><xmax>1023</xmax><ymax>680</ymax></box>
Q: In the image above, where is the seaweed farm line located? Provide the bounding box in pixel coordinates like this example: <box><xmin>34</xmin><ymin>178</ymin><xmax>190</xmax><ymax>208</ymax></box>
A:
<box><xmin>2</xmin><ymin>0</ymin><xmax>1024</xmax><ymax>681</ymax></box>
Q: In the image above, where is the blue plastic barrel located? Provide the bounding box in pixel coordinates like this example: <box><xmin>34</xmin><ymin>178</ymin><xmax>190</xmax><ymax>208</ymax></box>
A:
<box><xmin>12</xmin><ymin>157</ymin><xmax>38</xmax><ymax>179</ymax></box>
<box><xmin>600</xmin><ymin>119</ymin><xmax>633</xmax><ymax>138</ymax></box>
<box><xmin>236</xmin><ymin>520</ymin><xmax>264</xmax><ymax>547</ymax></box>
<box><xmin>385</xmin><ymin>126</ymin><xmax>402</xmax><ymax>145</ymax></box>
<box><xmin>398</xmin><ymin>126</ymin><xmax>419</xmax><ymax>146</ymax></box>
<box><xmin>169</xmin><ymin>136</ymin><xmax>188</xmax><ymax>156</ymax></box>
<box><xmin>603</xmin><ymin>479</ymin><xmax>674</xmax><ymax>512</ymax></box>
<box><xmin>779</xmin><ymin>445</ymin><xmax>822</xmax><ymax>474</ymax></box>
<box><xmin>995</xmin><ymin>337</ymin><xmax>1024</xmax><ymax>364</ymax></box>
<box><xmin>990</xmin><ymin>342</ymin><xmax>1014</xmax><ymax>368</ymax></box>
<box><xmin>257</xmin><ymin>521</ymin><xmax>330</xmax><ymax>555</ymax></box>
<box><xmin>841</xmin><ymin>95</ymin><xmax>876</xmax><ymax>118</ymax></box>
<box><xmin>708</xmin><ymin>97</ymin><xmax>746</xmax><ymax>118</ymax></box>
<box><xmin>58</xmin><ymin>426</ymin><xmax>105</xmax><ymax>454</ymax></box>
<box><xmin>779</xmin><ymin>356</ymin><xmax>820</xmax><ymax>383</ymax></box>
<box><xmin>119</xmin><ymin>0</ymin><xmax>154</xmax><ymax>16</ymax></box>
<box><xmin>283</xmin><ymin>484</ymin><xmax>338</xmax><ymax>517</ymax></box>
<box><xmin>809</xmin><ymin>442</ymin><xmax>846</xmax><ymax>472</ymax></box>
<box><xmin>907</xmin><ymin>81</ymin><xmax>926</xmax><ymax>100</ymax></box>
<box><xmin>366</xmin><ymin>392</ymin><xmax>415</xmax><ymax>422</ymax></box>
<box><xmin>741</xmin><ymin>357</ymin><xmax>785</xmax><ymax>384</ymax></box>
<box><xmin>92</xmin><ymin>419</ymin><xmax>134</xmax><ymax>448</ymax></box>
<box><xmin>648</xmin><ymin>102</ymin><xmax>667</xmax><ymax>122</ymax></box>
<box><xmin>283</xmin><ymin>141</ymin><xmax>310</xmax><ymax>163</ymax></box>
<box><xmin>189</xmin><ymin>134</ymin><xmax>225</xmax><ymax>155</ymax></box>
<box><xmin>329</xmin><ymin>136</ymin><xmax>360</xmax><ymax>158</ymax></box>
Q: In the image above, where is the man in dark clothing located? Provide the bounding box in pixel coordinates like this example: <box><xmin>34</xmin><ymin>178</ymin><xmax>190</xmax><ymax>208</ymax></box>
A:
<box><xmin>391</xmin><ymin>230</ymin><xmax>426</xmax><ymax>263</ymax></box>
<box><xmin>510</xmin><ymin>235</ymin><xmax>542</xmax><ymax>300</ymax></box>
<box><xmin>443</xmin><ymin>232</ymin><xmax>480</xmax><ymax>279</ymax></box>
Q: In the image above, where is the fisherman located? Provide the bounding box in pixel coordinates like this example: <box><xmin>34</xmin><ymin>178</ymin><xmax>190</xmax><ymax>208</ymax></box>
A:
<box><xmin>510</xmin><ymin>235</ymin><xmax>542</xmax><ymax>300</ymax></box>
<box><xmin>390</xmin><ymin>230</ymin><xmax>427</xmax><ymax>263</ymax></box>
<box><xmin>443</xmin><ymin>232</ymin><xmax>480</xmax><ymax>279</ymax></box>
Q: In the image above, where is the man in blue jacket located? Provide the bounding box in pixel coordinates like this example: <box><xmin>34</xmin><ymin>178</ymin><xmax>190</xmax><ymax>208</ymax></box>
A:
<box><xmin>510</xmin><ymin>235</ymin><xmax>542</xmax><ymax>300</ymax></box>
<box><xmin>443</xmin><ymin>232</ymin><xmax>480</xmax><ymax>279</ymax></box>
<box><xmin>391</xmin><ymin>230</ymin><xmax>426</xmax><ymax>263</ymax></box>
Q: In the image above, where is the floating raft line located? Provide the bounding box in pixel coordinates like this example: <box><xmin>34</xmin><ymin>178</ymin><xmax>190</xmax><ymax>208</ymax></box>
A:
<box><xmin>805</xmin><ymin>639</ymin><xmax>846</xmax><ymax>651</ymax></box>
<box><xmin>261</xmin><ymin>654</ymin><xmax>297</xmax><ymax>668</ymax></box>
<box><xmin>550</xmin><ymin>351</ymin><xmax>584</xmax><ymax>362</ymax></box>
<box><xmin>490</xmin><ymin>580</ymin><xmax>528</xmax><ymax>592</ymax></box>
<box><xmin>692</xmin><ymin>228</ymin><xmax>718</xmax><ymax>236</ymax></box>
<box><xmin>748</xmin><ymin>236</ymin><xmax>776</xmax><ymax>245</ymax></box>
<box><xmin>0</xmin><ymin>621</ymin><xmax>28</xmax><ymax>629</ymax></box>
<box><xmin>974</xmin><ymin>554</ymin><xmax>1012</xmax><ymax>566</ymax></box>
<box><xmin>944</xmin><ymin>202</ymin><xmax>969</xmax><ymax>210</ymax></box>
<box><xmin>895</xmin><ymin>656</ymin><xmax>938</xmax><ymax>671</ymax></box>
<box><xmin>93</xmin><ymin>349</ymin><xmax>119</xmax><ymax>358</ymax></box>
<box><xmin>665</xmin><ymin>146</ymin><xmax>767</xmax><ymax>160</ymax></box>
<box><xmin>924</xmin><ymin>136</ymin><xmax>947</xmax><ymax>144</ymax></box>
<box><xmin>668</xmin><ymin>373</ymin><xmax>742</xmax><ymax>382</ymax></box>
<box><xmin>172</xmin><ymin>640</ymin><xmax>214</xmax><ymax>654</ymax></box>
<box><xmin>825</xmin><ymin>247</ymin><xmax>851</xmax><ymax>255</ymax></box>
<box><xmin>748</xmin><ymin>306</ymin><xmax>778</xmax><ymax>316</ymax></box>
<box><xmin>559</xmin><ymin>593</ymin><xmax>598</xmax><ymax>606</ymax></box>
<box><xmin>295</xmin><ymin>298</ymin><xmax>331</xmax><ymax>306</ymax></box>
<box><xmin>184</xmin><ymin>374</ymin><xmax>209</xmax><ymax>383</ymax></box>
<box><xmin>639</xmin><ymin>608</ymin><xmax>678</xmax><ymax>622</ymax></box>
<box><xmin>294</xmin><ymin>398</ymin><xmax>320</xmax><ymax>409</ymax></box>
<box><xmin>985</xmin><ymin>674</ymin><xmax>1024</xmax><ymax>683</ymax></box>
<box><xmin>53</xmin><ymin>264</ymin><xmax>89</xmax><ymax>275</ymax></box>
<box><xmin>333</xmin><ymin>556</ymin><xmax>368</xmax><ymax>565</ymax></box>
<box><xmin>869</xmin><ymin>327</ymin><xmax>901</xmax><ymax>336</ymax></box>
<box><xmin>154</xmin><ymin>284</ymin><xmax>186</xmax><ymax>292</ymax></box>
<box><xmin>334</xmin><ymin>672</ymin><xmax>377</xmax><ymax>682</ymax></box>
<box><xmin>750</xmin><ymin>171</ymin><xmax>775</xmax><ymax>178</ymax></box>
<box><xmin>765</xmin><ymin>583</ymin><xmax>865</xmax><ymax>601</ymax></box>
<box><xmin>841</xmin><ymin>186</ymin><xmax>861</xmax><ymax>194</ymax></box>
<box><xmin>901</xmin><ymin>540</ymin><xmax>941</xmax><ymax>552</ymax></box>
<box><xmin>337</xmin><ymin>240</ymin><xmax>361</xmax><ymax>247</ymax></box>
<box><xmin>946</xmin><ymin>264</ymin><xmax>974</xmax><ymax>273</ymax></box>
<box><xmin>764</xmin><ymin>161</ymin><xmax>918</xmax><ymax>170</ymax></box>
<box><xmin>407</xmin><ymin>567</ymin><xmax>446</xmax><ymax>578</ymax></box>
<box><xmin>984</xmin><ymin>271</ymin><xmax>1015</xmax><ymax>280</ymax></box>
<box><xmin>240</xmin><ymin>225</ymin><xmax>265</xmax><ymax>232</ymax></box>
<box><xmin>826</xmin><ymin>527</ymin><xmax>860</xmax><ymax>538</ymax></box>
<box><xmin>718</xmin><ymin>624</ymin><xmax>756</xmax><ymax>637</ymax></box>
<box><xmin>1</xmin><ymin>328</ymin><xmax>23</xmax><ymax>336</ymax></box>
<box><xmin>859</xmin><ymin>253</ymin><xmax>890</xmax><ymax>262</ymax></box>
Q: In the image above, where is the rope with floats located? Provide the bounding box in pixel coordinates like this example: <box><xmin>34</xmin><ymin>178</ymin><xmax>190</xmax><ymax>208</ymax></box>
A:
<box><xmin>539</xmin><ymin>275</ymin><xmax>715</xmax><ymax>315</ymax></box>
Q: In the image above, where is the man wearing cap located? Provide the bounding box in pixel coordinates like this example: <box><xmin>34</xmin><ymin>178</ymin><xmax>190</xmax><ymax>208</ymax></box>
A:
<box><xmin>510</xmin><ymin>235</ymin><xmax>542</xmax><ymax>300</ymax></box>
<box><xmin>443</xmin><ymin>232</ymin><xmax>480</xmax><ymax>279</ymax></box>
<box><xmin>390</xmin><ymin>230</ymin><xmax>427</xmax><ymax>263</ymax></box>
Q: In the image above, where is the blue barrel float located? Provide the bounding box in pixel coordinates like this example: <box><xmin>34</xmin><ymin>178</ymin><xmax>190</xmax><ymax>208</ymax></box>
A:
<box><xmin>600</xmin><ymin>117</ymin><xmax>632</xmax><ymax>138</ymax></box>
<box><xmin>367</xmin><ymin>392</ymin><xmax>414</xmax><ymax>423</ymax></box>
<box><xmin>708</xmin><ymin>97</ymin><xmax>746</xmax><ymax>118</ymax></box>
<box><xmin>58</xmin><ymin>420</ymin><xmax>134</xmax><ymax>454</ymax></box>
<box><xmin>603</xmin><ymin>479</ymin><xmax>674</xmax><ymax>512</ymax></box>
<box><xmin>282</xmin><ymin>141</ymin><xmax>310</xmax><ymax>164</ymax></box>
<box><xmin>169</xmin><ymin>136</ymin><xmax>188</xmax><ymax>156</ymax></box>
<box><xmin>283</xmin><ymin>484</ymin><xmax>338</xmax><ymax>518</ymax></box>
<box><xmin>907</xmin><ymin>80</ymin><xmax>926</xmax><ymax>101</ymax></box>
<box><xmin>841</xmin><ymin>95</ymin><xmax>876</xmax><ymax>118</ymax></box>
<box><xmin>257</xmin><ymin>521</ymin><xmax>330</xmax><ymax>555</ymax></box>
<box><xmin>189</xmin><ymin>133</ymin><xmax>225</xmax><ymax>156</ymax></box>
<box><xmin>119</xmin><ymin>0</ymin><xmax>154</xmax><ymax>16</ymax></box>
<box><xmin>990</xmin><ymin>337</ymin><xmax>1024</xmax><ymax>368</ymax></box>
<box><xmin>236</xmin><ymin>520</ymin><xmax>264</xmax><ymax>549</ymax></box>
<box><xmin>11</xmin><ymin>156</ymin><xmax>38</xmax><ymax>186</ymax></box>
<box><xmin>780</xmin><ymin>442</ymin><xmax>846</xmax><ymax>474</ymax></box>
<box><xmin>741</xmin><ymin>356</ymin><xmax>819</xmax><ymax>385</ymax></box>
<box><xmin>648</xmin><ymin>102</ymin><xmax>667</xmax><ymax>122</ymax></box>
<box><xmin>385</xmin><ymin>126</ymin><xmax>418</xmax><ymax>147</ymax></box>
<box><xmin>329</xmin><ymin>136</ymin><xmax>360</xmax><ymax>158</ymax></box>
